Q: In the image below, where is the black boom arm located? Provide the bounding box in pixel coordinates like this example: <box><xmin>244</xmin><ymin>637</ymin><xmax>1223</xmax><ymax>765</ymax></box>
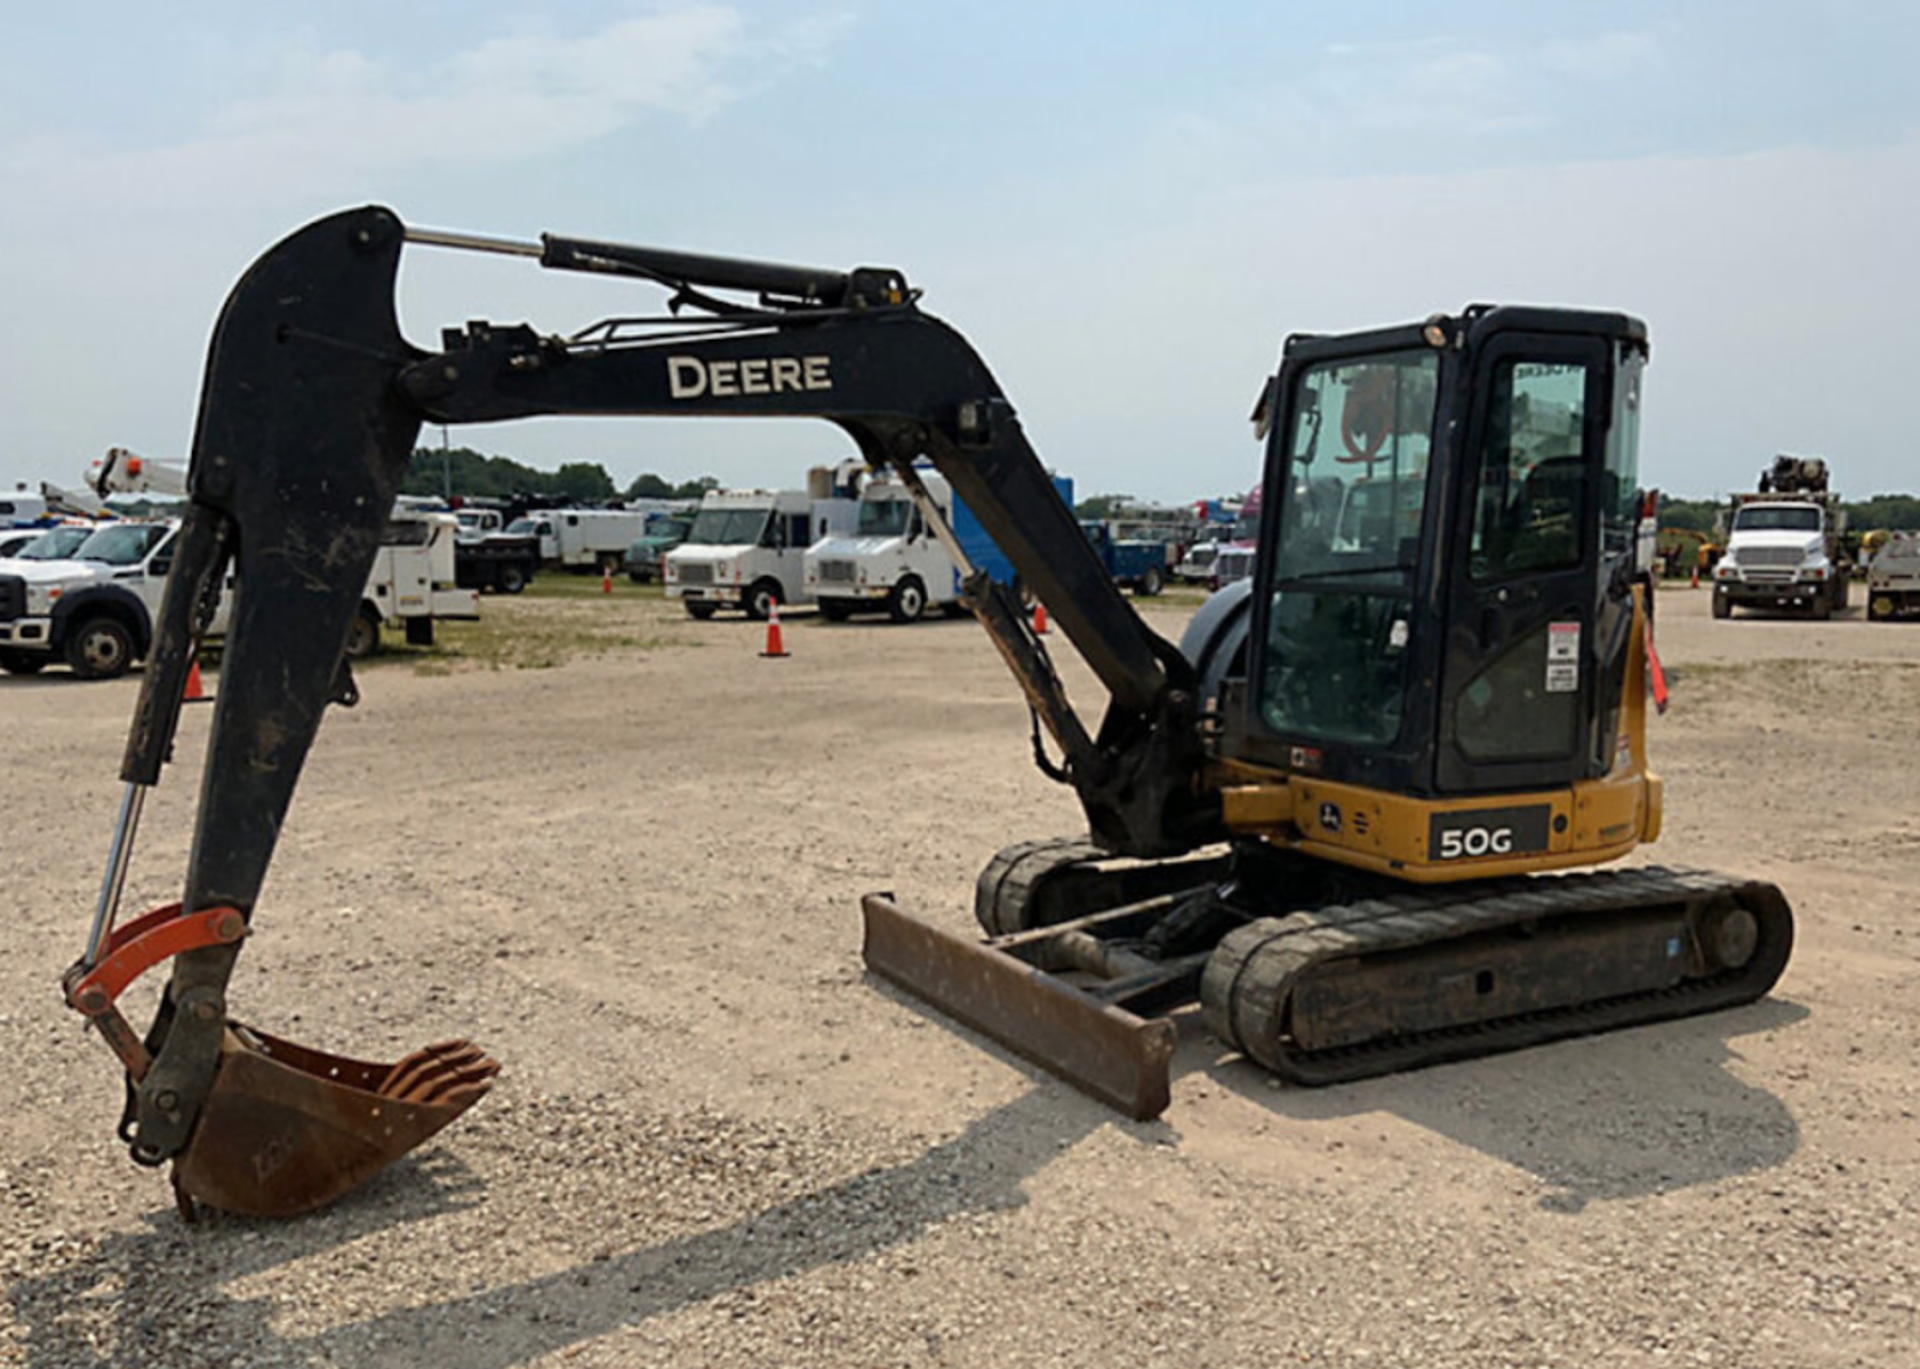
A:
<box><xmin>112</xmin><ymin>204</ymin><xmax>1219</xmax><ymax>1164</ymax></box>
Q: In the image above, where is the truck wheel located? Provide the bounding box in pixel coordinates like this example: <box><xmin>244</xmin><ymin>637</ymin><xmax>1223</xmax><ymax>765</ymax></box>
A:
<box><xmin>1831</xmin><ymin>577</ymin><xmax>1849</xmax><ymax>613</ymax></box>
<box><xmin>65</xmin><ymin>617</ymin><xmax>136</xmax><ymax>679</ymax></box>
<box><xmin>685</xmin><ymin>600</ymin><xmax>719</xmax><ymax>621</ymax></box>
<box><xmin>1810</xmin><ymin>593</ymin><xmax>1832</xmax><ymax>622</ymax></box>
<box><xmin>1137</xmin><ymin>566</ymin><xmax>1165</xmax><ymax>597</ymax></box>
<box><xmin>744</xmin><ymin>581</ymin><xmax>782</xmax><ymax>621</ymax></box>
<box><xmin>1869</xmin><ymin>593</ymin><xmax>1895</xmax><ymax>622</ymax></box>
<box><xmin>820</xmin><ymin>599</ymin><xmax>854</xmax><ymax>623</ymax></box>
<box><xmin>343</xmin><ymin>606</ymin><xmax>382</xmax><ymax>659</ymax></box>
<box><xmin>497</xmin><ymin>564</ymin><xmax>528</xmax><ymax>595</ymax></box>
<box><xmin>888</xmin><ymin>576</ymin><xmax>927</xmax><ymax>624</ymax></box>
<box><xmin>0</xmin><ymin>648</ymin><xmax>46</xmax><ymax>675</ymax></box>
<box><xmin>1711</xmin><ymin>590</ymin><xmax>1731</xmax><ymax>620</ymax></box>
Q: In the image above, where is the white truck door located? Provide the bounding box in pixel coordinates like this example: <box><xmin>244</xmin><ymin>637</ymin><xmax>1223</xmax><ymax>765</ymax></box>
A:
<box><xmin>774</xmin><ymin>509</ymin><xmax>812</xmax><ymax>600</ymax></box>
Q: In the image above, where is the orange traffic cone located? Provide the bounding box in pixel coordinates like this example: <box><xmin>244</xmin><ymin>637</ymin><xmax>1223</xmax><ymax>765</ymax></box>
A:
<box><xmin>1033</xmin><ymin>601</ymin><xmax>1049</xmax><ymax>635</ymax></box>
<box><xmin>1690</xmin><ymin>566</ymin><xmax>1700</xmax><ymax>589</ymax></box>
<box><xmin>602</xmin><ymin>566</ymin><xmax>613</xmax><ymax>595</ymax></box>
<box><xmin>183</xmin><ymin>656</ymin><xmax>210</xmax><ymax>704</ymax></box>
<box><xmin>760</xmin><ymin>601</ymin><xmax>790</xmax><ymax>658</ymax></box>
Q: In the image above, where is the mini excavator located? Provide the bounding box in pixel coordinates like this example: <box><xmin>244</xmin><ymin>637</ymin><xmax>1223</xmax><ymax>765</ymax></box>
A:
<box><xmin>60</xmin><ymin>206</ymin><xmax>1792</xmax><ymax>1218</ymax></box>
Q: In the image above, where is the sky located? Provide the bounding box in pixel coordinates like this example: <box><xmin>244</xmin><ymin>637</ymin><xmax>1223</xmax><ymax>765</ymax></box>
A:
<box><xmin>3</xmin><ymin>2</ymin><xmax>1916</xmax><ymax>504</ymax></box>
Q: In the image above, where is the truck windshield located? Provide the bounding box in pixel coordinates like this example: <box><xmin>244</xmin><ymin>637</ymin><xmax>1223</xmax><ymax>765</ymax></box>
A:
<box><xmin>687</xmin><ymin>507</ymin><xmax>770</xmax><ymax>545</ymax></box>
<box><xmin>15</xmin><ymin>526</ymin><xmax>93</xmax><ymax>560</ymax></box>
<box><xmin>1734</xmin><ymin>506</ymin><xmax>1821</xmax><ymax>533</ymax></box>
<box><xmin>505</xmin><ymin>518</ymin><xmax>539</xmax><ymax>536</ymax></box>
<box><xmin>857</xmin><ymin>499</ymin><xmax>912</xmax><ymax>536</ymax></box>
<box><xmin>72</xmin><ymin>523</ymin><xmax>170</xmax><ymax>566</ymax></box>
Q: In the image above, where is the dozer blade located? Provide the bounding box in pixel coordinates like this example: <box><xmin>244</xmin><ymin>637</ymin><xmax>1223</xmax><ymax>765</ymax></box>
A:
<box><xmin>860</xmin><ymin>894</ymin><xmax>1176</xmax><ymax>1120</ymax></box>
<box><xmin>169</xmin><ymin>1025</ymin><xmax>499</xmax><ymax>1218</ymax></box>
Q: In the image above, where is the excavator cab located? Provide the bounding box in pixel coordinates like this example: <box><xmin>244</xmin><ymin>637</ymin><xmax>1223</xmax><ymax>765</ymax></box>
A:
<box><xmin>1243</xmin><ymin>310</ymin><xmax>1652</xmax><ymax>834</ymax></box>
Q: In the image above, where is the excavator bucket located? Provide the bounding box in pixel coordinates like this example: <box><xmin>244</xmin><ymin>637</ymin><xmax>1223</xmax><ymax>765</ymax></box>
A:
<box><xmin>860</xmin><ymin>894</ymin><xmax>1180</xmax><ymax>1120</ymax></box>
<box><xmin>168</xmin><ymin>1026</ymin><xmax>499</xmax><ymax>1218</ymax></box>
<box><xmin>66</xmin><ymin>897</ymin><xmax>498</xmax><ymax>1218</ymax></box>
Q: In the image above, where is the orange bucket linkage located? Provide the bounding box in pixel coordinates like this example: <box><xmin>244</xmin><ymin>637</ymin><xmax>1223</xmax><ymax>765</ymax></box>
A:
<box><xmin>65</xmin><ymin>899</ymin><xmax>497</xmax><ymax>1219</ymax></box>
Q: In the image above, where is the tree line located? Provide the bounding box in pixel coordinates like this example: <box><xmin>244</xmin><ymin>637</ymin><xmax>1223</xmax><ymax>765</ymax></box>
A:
<box><xmin>400</xmin><ymin>447</ymin><xmax>717</xmax><ymax>504</ymax></box>
<box><xmin>400</xmin><ymin>446</ymin><xmax>1920</xmax><ymax>531</ymax></box>
<box><xmin>1659</xmin><ymin>493</ymin><xmax>1920</xmax><ymax>533</ymax></box>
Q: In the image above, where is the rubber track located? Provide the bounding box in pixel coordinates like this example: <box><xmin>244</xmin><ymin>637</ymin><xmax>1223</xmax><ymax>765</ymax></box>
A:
<box><xmin>1200</xmin><ymin>865</ymin><xmax>1793</xmax><ymax>1086</ymax></box>
<box><xmin>974</xmin><ymin>837</ymin><xmax>1111</xmax><ymax>936</ymax></box>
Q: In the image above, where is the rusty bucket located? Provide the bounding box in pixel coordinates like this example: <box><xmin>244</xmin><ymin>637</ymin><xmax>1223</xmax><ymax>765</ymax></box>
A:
<box><xmin>169</xmin><ymin>1025</ymin><xmax>498</xmax><ymax>1217</ymax></box>
<box><xmin>66</xmin><ymin>899</ymin><xmax>498</xmax><ymax>1219</ymax></box>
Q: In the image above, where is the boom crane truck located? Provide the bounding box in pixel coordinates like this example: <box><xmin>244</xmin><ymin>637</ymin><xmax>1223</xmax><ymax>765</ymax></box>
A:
<box><xmin>63</xmin><ymin>207</ymin><xmax>1794</xmax><ymax>1220</ymax></box>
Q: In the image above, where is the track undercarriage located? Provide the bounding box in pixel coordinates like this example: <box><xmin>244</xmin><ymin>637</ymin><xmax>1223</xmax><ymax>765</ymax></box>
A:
<box><xmin>861</xmin><ymin>838</ymin><xmax>1793</xmax><ymax>1117</ymax></box>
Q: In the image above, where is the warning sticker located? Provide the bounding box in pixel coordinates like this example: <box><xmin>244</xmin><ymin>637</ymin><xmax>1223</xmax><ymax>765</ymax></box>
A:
<box><xmin>1546</xmin><ymin>621</ymin><xmax>1580</xmax><ymax>693</ymax></box>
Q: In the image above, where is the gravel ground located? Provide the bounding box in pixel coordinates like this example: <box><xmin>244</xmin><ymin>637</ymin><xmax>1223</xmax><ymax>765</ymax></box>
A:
<box><xmin>3</xmin><ymin>586</ymin><xmax>1916</xmax><ymax>1367</ymax></box>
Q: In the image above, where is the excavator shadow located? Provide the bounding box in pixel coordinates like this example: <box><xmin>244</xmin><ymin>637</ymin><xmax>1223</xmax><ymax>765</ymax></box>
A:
<box><xmin>1192</xmin><ymin>995</ymin><xmax>1810</xmax><ymax>1212</ymax></box>
<box><xmin>6</xmin><ymin>1149</ymin><xmax>489</xmax><ymax>1368</ymax></box>
<box><xmin>8</xmin><ymin>1090</ymin><xmax>1108</xmax><ymax>1369</ymax></box>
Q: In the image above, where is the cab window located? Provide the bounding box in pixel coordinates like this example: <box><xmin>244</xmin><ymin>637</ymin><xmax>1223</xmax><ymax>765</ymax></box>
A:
<box><xmin>1469</xmin><ymin>362</ymin><xmax>1589</xmax><ymax>581</ymax></box>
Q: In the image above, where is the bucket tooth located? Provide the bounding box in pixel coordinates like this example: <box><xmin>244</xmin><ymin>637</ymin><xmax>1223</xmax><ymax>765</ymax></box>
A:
<box><xmin>169</xmin><ymin>1025</ymin><xmax>498</xmax><ymax>1218</ymax></box>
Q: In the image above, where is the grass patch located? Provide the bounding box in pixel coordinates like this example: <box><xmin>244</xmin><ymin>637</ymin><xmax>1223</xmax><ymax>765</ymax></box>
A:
<box><xmin>345</xmin><ymin>575</ymin><xmax>695</xmax><ymax>672</ymax></box>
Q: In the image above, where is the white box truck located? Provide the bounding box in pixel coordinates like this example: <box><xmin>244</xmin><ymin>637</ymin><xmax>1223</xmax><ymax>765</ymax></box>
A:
<box><xmin>804</xmin><ymin>466</ymin><xmax>1073</xmax><ymax>622</ymax></box>
<box><xmin>665</xmin><ymin>480</ymin><xmax>859</xmax><ymax>620</ymax></box>
<box><xmin>804</xmin><ymin>470</ymin><xmax>962</xmax><ymax>622</ymax></box>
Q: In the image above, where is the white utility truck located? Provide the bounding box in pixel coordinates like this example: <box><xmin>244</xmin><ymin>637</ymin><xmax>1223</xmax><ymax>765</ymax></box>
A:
<box><xmin>0</xmin><ymin>506</ymin><xmax>477</xmax><ymax>679</ymax></box>
<box><xmin>665</xmin><ymin>476</ymin><xmax>860</xmax><ymax>619</ymax></box>
<box><xmin>1711</xmin><ymin>455</ymin><xmax>1850</xmax><ymax>620</ymax></box>
<box><xmin>501</xmin><ymin>507</ymin><xmax>657</xmax><ymax>575</ymax></box>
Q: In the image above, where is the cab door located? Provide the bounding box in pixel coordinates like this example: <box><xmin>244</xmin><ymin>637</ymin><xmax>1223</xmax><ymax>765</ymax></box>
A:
<box><xmin>1435</xmin><ymin>333</ymin><xmax>1612</xmax><ymax>797</ymax></box>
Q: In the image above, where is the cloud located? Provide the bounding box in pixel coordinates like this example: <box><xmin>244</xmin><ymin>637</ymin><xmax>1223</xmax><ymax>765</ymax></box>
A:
<box><xmin>1540</xmin><ymin>30</ymin><xmax>1659</xmax><ymax>79</ymax></box>
<box><xmin>0</xmin><ymin>7</ymin><xmax>847</xmax><ymax>219</ymax></box>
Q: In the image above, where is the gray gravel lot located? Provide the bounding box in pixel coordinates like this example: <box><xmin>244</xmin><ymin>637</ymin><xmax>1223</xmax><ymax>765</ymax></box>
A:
<box><xmin>3</xmin><ymin>587</ymin><xmax>1916</xmax><ymax>1367</ymax></box>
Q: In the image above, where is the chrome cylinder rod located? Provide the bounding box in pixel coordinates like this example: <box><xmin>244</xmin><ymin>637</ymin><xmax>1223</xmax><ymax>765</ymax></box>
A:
<box><xmin>83</xmin><ymin>782</ymin><xmax>147</xmax><ymax>968</ymax></box>
<box><xmin>896</xmin><ymin>463</ymin><xmax>979</xmax><ymax>578</ymax></box>
<box><xmin>403</xmin><ymin>226</ymin><xmax>542</xmax><ymax>259</ymax></box>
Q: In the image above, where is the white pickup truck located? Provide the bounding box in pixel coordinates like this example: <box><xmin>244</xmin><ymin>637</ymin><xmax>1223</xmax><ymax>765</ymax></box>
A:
<box><xmin>0</xmin><ymin>510</ymin><xmax>477</xmax><ymax>679</ymax></box>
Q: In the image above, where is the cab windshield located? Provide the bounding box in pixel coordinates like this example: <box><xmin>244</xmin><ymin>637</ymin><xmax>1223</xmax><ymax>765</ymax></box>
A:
<box><xmin>16</xmin><ymin>526</ymin><xmax>93</xmax><ymax>560</ymax></box>
<box><xmin>1733</xmin><ymin>506</ymin><xmax>1821</xmax><ymax>533</ymax></box>
<box><xmin>857</xmin><ymin>498</ymin><xmax>913</xmax><ymax>537</ymax></box>
<box><xmin>687</xmin><ymin>507</ymin><xmax>770</xmax><ymax>545</ymax></box>
<box><xmin>71</xmin><ymin>523</ymin><xmax>171</xmax><ymax>566</ymax></box>
<box><xmin>1260</xmin><ymin>348</ymin><xmax>1439</xmax><ymax>746</ymax></box>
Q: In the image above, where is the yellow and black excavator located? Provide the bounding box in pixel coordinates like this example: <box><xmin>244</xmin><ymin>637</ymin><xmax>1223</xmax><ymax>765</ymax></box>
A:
<box><xmin>56</xmin><ymin>206</ymin><xmax>1792</xmax><ymax>1219</ymax></box>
